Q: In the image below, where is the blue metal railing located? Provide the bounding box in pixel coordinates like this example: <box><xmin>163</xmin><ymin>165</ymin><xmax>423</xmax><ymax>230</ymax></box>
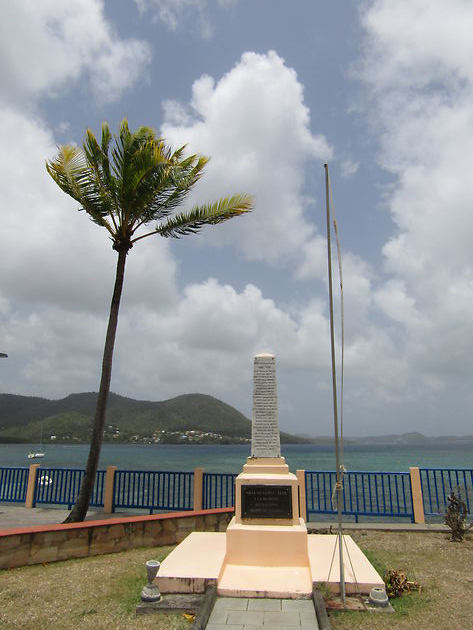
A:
<box><xmin>3</xmin><ymin>465</ymin><xmax>472</xmax><ymax>522</ymax></box>
<box><xmin>34</xmin><ymin>468</ymin><xmax>105</xmax><ymax>509</ymax></box>
<box><xmin>203</xmin><ymin>472</ymin><xmax>236</xmax><ymax>509</ymax></box>
<box><xmin>0</xmin><ymin>467</ymin><xmax>29</xmax><ymax>503</ymax></box>
<box><xmin>305</xmin><ymin>470</ymin><xmax>414</xmax><ymax>522</ymax></box>
<box><xmin>113</xmin><ymin>470</ymin><xmax>194</xmax><ymax>513</ymax></box>
<box><xmin>420</xmin><ymin>468</ymin><xmax>473</xmax><ymax>516</ymax></box>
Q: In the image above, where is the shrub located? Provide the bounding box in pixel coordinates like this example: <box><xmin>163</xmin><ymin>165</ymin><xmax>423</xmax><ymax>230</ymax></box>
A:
<box><xmin>444</xmin><ymin>488</ymin><xmax>471</xmax><ymax>542</ymax></box>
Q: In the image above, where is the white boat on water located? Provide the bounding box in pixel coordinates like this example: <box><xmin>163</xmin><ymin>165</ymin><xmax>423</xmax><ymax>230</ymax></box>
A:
<box><xmin>28</xmin><ymin>421</ymin><xmax>46</xmax><ymax>459</ymax></box>
<box><xmin>27</xmin><ymin>452</ymin><xmax>45</xmax><ymax>459</ymax></box>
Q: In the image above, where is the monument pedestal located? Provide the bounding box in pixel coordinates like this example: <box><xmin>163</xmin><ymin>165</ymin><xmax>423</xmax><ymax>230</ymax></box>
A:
<box><xmin>217</xmin><ymin>454</ymin><xmax>313</xmax><ymax>597</ymax></box>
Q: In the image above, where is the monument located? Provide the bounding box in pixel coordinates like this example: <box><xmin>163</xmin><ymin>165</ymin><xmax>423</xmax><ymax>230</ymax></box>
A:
<box><xmin>217</xmin><ymin>353</ymin><xmax>312</xmax><ymax>597</ymax></box>
<box><xmin>156</xmin><ymin>352</ymin><xmax>384</xmax><ymax>599</ymax></box>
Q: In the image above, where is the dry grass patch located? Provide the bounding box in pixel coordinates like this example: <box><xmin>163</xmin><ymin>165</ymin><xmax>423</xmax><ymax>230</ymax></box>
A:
<box><xmin>2</xmin><ymin>531</ymin><xmax>473</xmax><ymax>630</ymax></box>
<box><xmin>329</xmin><ymin>530</ymin><xmax>473</xmax><ymax>630</ymax></box>
<box><xmin>0</xmin><ymin>546</ymin><xmax>190</xmax><ymax>630</ymax></box>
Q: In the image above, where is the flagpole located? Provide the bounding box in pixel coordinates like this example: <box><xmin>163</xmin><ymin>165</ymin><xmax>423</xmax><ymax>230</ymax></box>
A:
<box><xmin>324</xmin><ymin>163</ymin><xmax>346</xmax><ymax>606</ymax></box>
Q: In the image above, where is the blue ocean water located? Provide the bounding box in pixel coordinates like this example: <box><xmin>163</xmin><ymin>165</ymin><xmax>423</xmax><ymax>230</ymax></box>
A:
<box><xmin>1</xmin><ymin>442</ymin><xmax>472</xmax><ymax>472</ymax></box>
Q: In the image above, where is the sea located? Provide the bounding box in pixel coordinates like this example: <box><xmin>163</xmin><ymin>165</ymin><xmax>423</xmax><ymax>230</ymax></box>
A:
<box><xmin>1</xmin><ymin>442</ymin><xmax>473</xmax><ymax>472</ymax></box>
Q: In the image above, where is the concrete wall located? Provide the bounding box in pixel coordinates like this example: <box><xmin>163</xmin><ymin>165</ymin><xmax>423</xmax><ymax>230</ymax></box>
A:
<box><xmin>0</xmin><ymin>508</ymin><xmax>234</xmax><ymax>570</ymax></box>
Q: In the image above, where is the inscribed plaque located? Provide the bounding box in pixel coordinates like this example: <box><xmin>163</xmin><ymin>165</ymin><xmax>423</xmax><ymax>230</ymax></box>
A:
<box><xmin>241</xmin><ymin>485</ymin><xmax>292</xmax><ymax>519</ymax></box>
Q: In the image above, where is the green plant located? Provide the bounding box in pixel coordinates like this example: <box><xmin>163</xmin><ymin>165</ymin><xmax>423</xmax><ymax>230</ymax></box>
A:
<box><xmin>317</xmin><ymin>582</ymin><xmax>331</xmax><ymax>600</ymax></box>
<box><xmin>444</xmin><ymin>487</ymin><xmax>471</xmax><ymax>542</ymax></box>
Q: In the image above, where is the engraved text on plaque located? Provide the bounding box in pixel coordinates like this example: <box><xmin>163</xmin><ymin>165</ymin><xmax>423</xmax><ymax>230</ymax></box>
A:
<box><xmin>241</xmin><ymin>485</ymin><xmax>293</xmax><ymax>519</ymax></box>
<box><xmin>251</xmin><ymin>353</ymin><xmax>281</xmax><ymax>458</ymax></box>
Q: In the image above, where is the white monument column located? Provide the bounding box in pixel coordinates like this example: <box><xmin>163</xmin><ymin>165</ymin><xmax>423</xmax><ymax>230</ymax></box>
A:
<box><xmin>251</xmin><ymin>353</ymin><xmax>281</xmax><ymax>458</ymax></box>
<box><xmin>217</xmin><ymin>351</ymin><xmax>312</xmax><ymax>597</ymax></box>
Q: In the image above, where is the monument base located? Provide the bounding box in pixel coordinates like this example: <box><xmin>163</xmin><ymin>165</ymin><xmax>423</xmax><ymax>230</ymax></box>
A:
<box><xmin>224</xmin><ymin>516</ymin><xmax>308</xmax><ymax>566</ymax></box>
<box><xmin>219</xmin><ymin>517</ymin><xmax>313</xmax><ymax>597</ymax></box>
<box><xmin>156</xmin><ymin>531</ymin><xmax>385</xmax><ymax>598</ymax></box>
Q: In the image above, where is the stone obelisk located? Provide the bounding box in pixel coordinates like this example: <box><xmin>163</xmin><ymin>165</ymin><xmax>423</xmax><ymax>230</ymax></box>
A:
<box><xmin>238</xmin><ymin>352</ymin><xmax>296</xmax><ymax>517</ymax></box>
<box><xmin>217</xmin><ymin>352</ymin><xmax>312</xmax><ymax>597</ymax></box>
<box><xmin>251</xmin><ymin>353</ymin><xmax>281</xmax><ymax>458</ymax></box>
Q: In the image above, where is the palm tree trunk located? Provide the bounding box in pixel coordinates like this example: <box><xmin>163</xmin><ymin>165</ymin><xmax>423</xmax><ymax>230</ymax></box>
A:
<box><xmin>64</xmin><ymin>248</ymin><xmax>128</xmax><ymax>522</ymax></box>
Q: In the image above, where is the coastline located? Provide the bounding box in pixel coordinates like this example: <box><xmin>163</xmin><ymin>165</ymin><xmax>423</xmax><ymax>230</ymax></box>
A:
<box><xmin>2</xmin><ymin>442</ymin><xmax>473</xmax><ymax>473</ymax></box>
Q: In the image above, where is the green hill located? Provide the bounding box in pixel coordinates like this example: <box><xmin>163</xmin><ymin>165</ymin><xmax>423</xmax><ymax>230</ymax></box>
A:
<box><xmin>0</xmin><ymin>392</ymin><xmax>308</xmax><ymax>445</ymax></box>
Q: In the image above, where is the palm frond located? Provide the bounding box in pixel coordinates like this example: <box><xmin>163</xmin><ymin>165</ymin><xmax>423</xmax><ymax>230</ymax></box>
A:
<box><xmin>46</xmin><ymin>145</ymin><xmax>114</xmax><ymax>232</ymax></box>
<box><xmin>151</xmin><ymin>194</ymin><xmax>253</xmax><ymax>239</ymax></box>
<box><xmin>47</xmin><ymin>118</ymin><xmax>253</xmax><ymax>248</ymax></box>
<box><xmin>129</xmin><ymin>152</ymin><xmax>210</xmax><ymax>229</ymax></box>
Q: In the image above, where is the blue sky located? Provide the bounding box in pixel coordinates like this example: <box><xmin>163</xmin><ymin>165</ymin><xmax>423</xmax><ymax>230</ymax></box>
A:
<box><xmin>1</xmin><ymin>0</ymin><xmax>473</xmax><ymax>437</ymax></box>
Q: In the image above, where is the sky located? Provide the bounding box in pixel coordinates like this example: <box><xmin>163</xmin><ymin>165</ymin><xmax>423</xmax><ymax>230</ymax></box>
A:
<box><xmin>1</xmin><ymin>0</ymin><xmax>473</xmax><ymax>438</ymax></box>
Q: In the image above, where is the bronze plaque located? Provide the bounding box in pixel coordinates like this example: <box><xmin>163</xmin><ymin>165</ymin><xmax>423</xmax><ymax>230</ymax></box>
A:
<box><xmin>241</xmin><ymin>485</ymin><xmax>292</xmax><ymax>519</ymax></box>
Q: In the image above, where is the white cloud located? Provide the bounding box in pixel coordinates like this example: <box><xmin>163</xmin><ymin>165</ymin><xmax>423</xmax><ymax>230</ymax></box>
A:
<box><xmin>359</xmin><ymin>0</ymin><xmax>473</xmax><ymax>396</ymax></box>
<box><xmin>135</xmin><ymin>0</ymin><xmax>237</xmax><ymax>39</ymax></box>
<box><xmin>0</xmin><ymin>0</ymin><xmax>151</xmax><ymax>107</ymax></box>
<box><xmin>361</xmin><ymin>0</ymin><xmax>473</xmax><ymax>93</ymax></box>
<box><xmin>56</xmin><ymin>121</ymin><xmax>71</xmax><ymax>135</ymax></box>
<box><xmin>340</xmin><ymin>158</ymin><xmax>359</xmax><ymax>178</ymax></box>
<box><xmin>161</xmin><ymin>51</ymin><xmax>333</xmax><ymax>274</ymax></box>
<box><xmin>108</xmin><ymin>278</ymin><xmax>334</xmax><ymax>403</ymax></box>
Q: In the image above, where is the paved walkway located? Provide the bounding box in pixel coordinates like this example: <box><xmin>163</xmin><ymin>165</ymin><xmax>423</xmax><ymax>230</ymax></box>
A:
<box><xmin>0</xmin><ymin>505</ymin><xmax>139</xmax><ymax>530</ymax></box>
<box><xmin>207</xmin><ymin>597</ymin><xmax>319</xmax><ymax>630</ymax></box>
<box><xmin>0</xmin><ymin>504</ymin><xmax>449</xmax><ymax>532</ymax></box>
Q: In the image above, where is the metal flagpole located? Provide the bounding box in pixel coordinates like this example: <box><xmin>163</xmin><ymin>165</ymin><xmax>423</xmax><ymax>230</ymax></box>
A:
<box><xmin>324</xmin><ymin>163</ymin><xmax>346</xmax><ymax>606</ymax></box>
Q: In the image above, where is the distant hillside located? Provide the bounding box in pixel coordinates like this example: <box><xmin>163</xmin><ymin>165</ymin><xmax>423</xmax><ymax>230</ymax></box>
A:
<box><xmin>340</xmin><ymin>431</ymin><xmax>473</xmax><ymax>446</ymax></box>
<box><xmin>304</xmin><ymin>432</ymin><xmax>473</xmax><ymax>446</ymax></box>
<box><xmin>0</xmin><ymin>392</ymin><xmax>308</xmax><ymax>445</ymax></box>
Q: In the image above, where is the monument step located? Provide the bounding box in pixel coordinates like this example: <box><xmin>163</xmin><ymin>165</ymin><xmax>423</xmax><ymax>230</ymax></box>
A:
<box><xmin>217</xmin><ymin>564</ymin><xmax>313</xmax><ymax>599</ymax></box>
<box><xmin>157</xmin><ymin>532</ymin><xmax>226</xmax><ymax>594</ymax></box>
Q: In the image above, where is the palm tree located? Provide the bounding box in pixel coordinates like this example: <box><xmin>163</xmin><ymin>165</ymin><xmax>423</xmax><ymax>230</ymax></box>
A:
<box><xmin>46</xmin><ymin>119</ymin><xmax>252</xmax><ymax>522</ymax></box>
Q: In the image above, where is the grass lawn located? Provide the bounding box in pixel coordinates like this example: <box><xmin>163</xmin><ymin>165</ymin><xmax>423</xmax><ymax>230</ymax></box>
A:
<box><xmin>0</xmin><ymin>546</ymin><xmax>190</xmax><ymax>630</ymax></box>
<box><xmin>1</xmin><ymin>531</ymin><xmax>472</xmax><ymax>629</ymax></box>
<box><xmin>329</xmin><ymin>530</ymin><xmax>473</xmax><ymax>630</ymax></box>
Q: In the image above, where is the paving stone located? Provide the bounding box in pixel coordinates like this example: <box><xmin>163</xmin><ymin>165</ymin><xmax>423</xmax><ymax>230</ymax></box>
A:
<box><xmin>245</xmin><ymin>626</ymin><xmax>281</xmax><ymax>630</ymax></box>
<box><xmin>214</xmin><ymin>597</ymin><xmax>249</xmax><ymax>611</ymax></box>
<box><xmin>227</xmin><ymin>610</ymin><xmax>264</xmax><ymax>625</ymax></box>
<box><xmin>247</xmin><ymin>598</ymin><xmax>282</xmax><ymax>611</ymax></box>
<box><xmin>300</xmin><ymin>610</ymin><xmax>318</xmax><ymax>625</ymax></box>
<box><xmin>281</xmin><ymin>599</ymin><xmax>315</xmax><ymax>611</ymax></box>
<box><xmin>206</xmin><ymin>625</ymin><xmax>243</xmax><ymax>630</ymax></box>
<box><xmin>207</xmin><ymin>609</ymin><xmax>228</xmax><ymax>624</ymax></box>
<box><xmin>263</xmin><ymin>611</ymin><xmax>301</xmax><ymax>626</ymax></box>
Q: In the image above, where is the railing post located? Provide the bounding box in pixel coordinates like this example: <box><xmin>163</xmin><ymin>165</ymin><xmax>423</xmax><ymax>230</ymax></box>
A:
<box><xmin>25</xmin><ymin>464</ymin><xmax>40</xmax><ymax>508</ymax></box>
<box><xmin>104</xmin><ymin>466</ymin><xmax>117</xmax><ymax>513</ymax></box>
<box><xmin>193</xmin><ymin>468</ymin><xmax>204</xmax><ymax>511</ymax></box>
<box><xmin>296</xmin><ymin>469</ymin><xmax>307</xmax><ymax>522</ymax></box>
<box><xmin>409</xmin><ymin>466</ymin><xmax>425</xmax><ymax>524</ymax></box>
